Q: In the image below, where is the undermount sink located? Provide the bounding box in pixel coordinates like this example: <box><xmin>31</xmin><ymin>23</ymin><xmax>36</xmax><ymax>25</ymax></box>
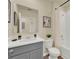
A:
<box><xmin>9</xmin><ymin>36</ymin><xmax>35</xmax><ymax>42</ymax></box>
<box><xmin>16</xmin><ymin>38</ymin><xmax>37</xmax><ymax>43</ymax></box>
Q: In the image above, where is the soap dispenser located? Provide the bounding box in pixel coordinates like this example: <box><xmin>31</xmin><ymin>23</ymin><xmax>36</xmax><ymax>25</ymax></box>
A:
<box><xmin>18</xmin><ymin>35</ymin><xmax>22</xmax><ymax>40</ymax></box>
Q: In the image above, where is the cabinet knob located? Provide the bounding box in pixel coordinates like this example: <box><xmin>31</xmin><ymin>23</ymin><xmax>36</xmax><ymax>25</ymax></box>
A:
<box><xmin>9</xmin><ymin>49</ymin><xmax>14</xmax><ymax>54</ymax></box>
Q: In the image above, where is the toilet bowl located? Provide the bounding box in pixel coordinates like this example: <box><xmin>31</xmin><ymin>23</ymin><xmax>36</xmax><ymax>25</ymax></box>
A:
<box><xmin>48</xmin><ymin>47</ymin><xmax>60</xmax><ymax>59</ymax></box>
<box><xmin>44</xmin><ymin>39</ymin><xmax>60</xmax><ymax>59</ymax></box>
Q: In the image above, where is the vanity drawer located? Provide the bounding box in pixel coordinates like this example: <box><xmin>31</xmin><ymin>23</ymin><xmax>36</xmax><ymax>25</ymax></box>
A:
<box><xmin>8</xmin><ymin>42</ymin><xmax>43</xmax><ymax>57</ymax></box>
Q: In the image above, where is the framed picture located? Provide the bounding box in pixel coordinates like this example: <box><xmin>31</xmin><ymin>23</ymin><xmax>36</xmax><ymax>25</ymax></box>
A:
<box><xmin>43</xmin><ymin>16</ymin><xmax>51</xmax><ymax>28</ymax></box>
<box><xmin>8</xmin><ymin>0</ymin><xmax>11</xmax><ymax>23</ymax></box>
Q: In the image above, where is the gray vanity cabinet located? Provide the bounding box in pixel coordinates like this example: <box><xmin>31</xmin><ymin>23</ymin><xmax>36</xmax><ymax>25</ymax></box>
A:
<box><xmin>30</xmin><ymin>48</ymin><xmax>43</xmax><ymax>59</ymax></box>
<box><xmin>12</xmin><ymin>53</ymin><xmax>29</xmax><ymax>59</ymax></box>
<box><xmin>8</xmin><ymin>42</ymin><xmax>43</xmax><ymax>59</ymax></box>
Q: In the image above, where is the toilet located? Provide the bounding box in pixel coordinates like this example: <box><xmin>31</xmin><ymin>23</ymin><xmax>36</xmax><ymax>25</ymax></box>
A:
<box><xmin>44</xmin><ymin>39</ymin><xmax>60</xmax><ymax>59</ymax></box>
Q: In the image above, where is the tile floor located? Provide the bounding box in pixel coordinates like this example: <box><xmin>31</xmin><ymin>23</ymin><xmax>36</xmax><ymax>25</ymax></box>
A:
<box><xmin>44</xmin><ymin>55</ymin><xmax>63</xmax><ymax>59</ymax></box>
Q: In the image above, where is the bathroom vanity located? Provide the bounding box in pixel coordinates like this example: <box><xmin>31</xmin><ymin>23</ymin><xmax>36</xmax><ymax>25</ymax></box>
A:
<box><xmin>8</xmin><ymin>38</ymin><xmax>43</xmax><ymax>59</ymax></box>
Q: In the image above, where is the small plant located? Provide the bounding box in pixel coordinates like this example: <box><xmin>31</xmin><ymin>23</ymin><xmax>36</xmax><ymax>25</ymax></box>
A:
<box><xmin>46</xmin><ymin>34</ymin><xmax>51</xmax><ymax>38</ymax></box>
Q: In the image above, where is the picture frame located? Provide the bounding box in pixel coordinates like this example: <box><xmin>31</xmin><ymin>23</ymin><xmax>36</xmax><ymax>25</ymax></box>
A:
<box><xmin>43</xmin><ymin>16</ymin><xmax>51</xmax><ymax>28</ymax></box>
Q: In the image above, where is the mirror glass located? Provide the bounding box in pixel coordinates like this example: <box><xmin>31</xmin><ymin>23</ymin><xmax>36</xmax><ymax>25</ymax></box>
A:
<box><xmin>17</xmin><ymin>4</ymin><xmax>38</xmax><ymax>34</ymax></box>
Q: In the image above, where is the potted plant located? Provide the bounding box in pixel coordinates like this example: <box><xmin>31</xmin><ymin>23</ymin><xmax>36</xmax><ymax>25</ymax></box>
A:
<box><xmin>46</xmin><ymin>34</ymin><xmax>52</xmax><ymax>38</ymax></box>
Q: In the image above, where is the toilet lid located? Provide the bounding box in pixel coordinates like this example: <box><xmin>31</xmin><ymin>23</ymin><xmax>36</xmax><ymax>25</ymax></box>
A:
<box><xmin>48</xmin><ymin>47</ymin><xmax>60</xmax><ymax>55</ymax></box>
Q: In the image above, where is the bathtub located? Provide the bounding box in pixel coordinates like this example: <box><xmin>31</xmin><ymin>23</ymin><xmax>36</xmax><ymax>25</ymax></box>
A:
<box><xmin>60</xmin><ymin>45</ymin><xmax>70</xmax><ymax>59</ymax></box>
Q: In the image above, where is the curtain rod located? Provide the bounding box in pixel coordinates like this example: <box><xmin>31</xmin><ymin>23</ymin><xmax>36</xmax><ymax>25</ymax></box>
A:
<box><xmin>55</xmin><ymin>0</ymin><xmax>70</xmax><ymax>10</ymax></box>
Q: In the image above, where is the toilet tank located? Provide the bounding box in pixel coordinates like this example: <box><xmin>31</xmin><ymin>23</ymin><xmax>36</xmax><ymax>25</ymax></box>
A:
<box><xmin>44</xmin><ymin>39</ymin><xmax>54</xmax><ymax>48</ymax></box>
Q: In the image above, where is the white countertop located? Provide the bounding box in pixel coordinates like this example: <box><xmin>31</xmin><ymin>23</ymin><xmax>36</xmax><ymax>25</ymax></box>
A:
<box><xmin>8</xmin><ymin>37</ymin><xmax>44</xmax><ymax>48</ymax></box>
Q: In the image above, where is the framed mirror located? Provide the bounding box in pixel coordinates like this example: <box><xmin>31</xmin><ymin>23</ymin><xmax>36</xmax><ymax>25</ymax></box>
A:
<box><xmin>15</xmin><ymin>4</ymin><xmax>39</xmax><ymax>34</ymax></box>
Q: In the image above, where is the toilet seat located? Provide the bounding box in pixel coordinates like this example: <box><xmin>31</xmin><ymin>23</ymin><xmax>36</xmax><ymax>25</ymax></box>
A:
<box><xmin>48</xmin><ymin>47</ymin><xmax>60</xmax><ymax>56</ymax></box>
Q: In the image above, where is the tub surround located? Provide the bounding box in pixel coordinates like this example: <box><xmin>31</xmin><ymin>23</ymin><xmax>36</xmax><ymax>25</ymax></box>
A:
<box><xmin>59</xmin><ymin>45</ymin><xmax>70</xmax><ymax>59</ymax></box>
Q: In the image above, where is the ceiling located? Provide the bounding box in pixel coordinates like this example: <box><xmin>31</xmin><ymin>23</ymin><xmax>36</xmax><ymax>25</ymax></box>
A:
<box><xmin>48</xmin><ymin>0</ymin><xmax>69</xmax><ymax>4</ymax></box>
<box><xmin>48</xmin><ymin>0</ymin><xmax>67</xmax><ymax>2</ymax></box>
<box><xmin>48</xmin><ymin>0</ymin><xmax>70</xmax><ymax>10</ymax></box>
<box><xmin>49</xmin><ymin>0</ymin><xmax>70</xmax><ymax>7</ymax></box>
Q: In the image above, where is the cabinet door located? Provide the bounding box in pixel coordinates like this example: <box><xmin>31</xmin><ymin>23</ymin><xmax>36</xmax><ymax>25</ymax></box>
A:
<box><xmin>12</xmin><ymin>53</ymin><xmax>29</xmax><ymax>59</ymax></box>
<box><xmin>30</xmin><ymin>48</ymin><xmax>43</xmax><ymax>59</ymax></box>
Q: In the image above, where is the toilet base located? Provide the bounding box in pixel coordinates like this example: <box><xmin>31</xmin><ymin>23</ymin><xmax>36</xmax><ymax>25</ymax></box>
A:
<box><xmin>49</xmin><ymin>56</ymin><xmax>58</xmax><ymax>59</ymax></box>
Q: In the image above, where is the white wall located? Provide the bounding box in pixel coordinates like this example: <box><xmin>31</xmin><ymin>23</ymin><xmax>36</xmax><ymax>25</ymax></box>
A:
<box><xmin>8</xmin><ymin>0</ymin><xmax>53</xmax><ymax>39</ymax></box>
